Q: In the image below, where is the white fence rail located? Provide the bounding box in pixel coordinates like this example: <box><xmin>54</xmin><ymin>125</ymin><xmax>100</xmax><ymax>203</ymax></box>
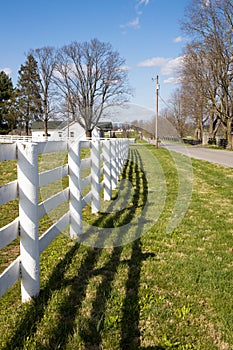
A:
<box><xmin>0</xmin><ymin>138</ymin><xmax>129</xmax><ymax>302</ymax></box>
<box><xmin>0</xmin><ymin>135</ymin><xmax>33</xmax><ymax>143</ymax></box>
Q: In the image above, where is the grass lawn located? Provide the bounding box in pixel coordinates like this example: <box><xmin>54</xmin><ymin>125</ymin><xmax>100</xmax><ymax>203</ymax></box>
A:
<box><xmin>0</xmin><ymin>143</ymin><xmax>233</xmax><ymax>349</ymax></box>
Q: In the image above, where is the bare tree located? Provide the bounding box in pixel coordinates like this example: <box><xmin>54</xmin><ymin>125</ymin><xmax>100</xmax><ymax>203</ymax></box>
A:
<box><xmin>180</xmin><ymin>44</ymin><xmax>211</xmax><ymax>140</ymax></box>
<box><xmin>30</xmin><ymin>47</ymin><xmax>57</xmax><ymax>136</ymax></box>
<box><xmin>54</xmin><ymin>38</ymin><xmax>131</xmax><ymax>137</ymax></box>
<box><xmin>181</xmin><ymin>0</ymin><xmax>233</xmax><ymax>147</ymax></box>
<box><xmin>165</xmin><ymin>88</ymin><xmax>189</xmax><ymax>139</ymax></box>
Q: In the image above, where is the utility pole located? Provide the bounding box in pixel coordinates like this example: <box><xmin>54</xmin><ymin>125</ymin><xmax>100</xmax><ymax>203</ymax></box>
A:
<box><xmin>155</xmin><ymin>75</ymin><xmax>159</xmax><ymax>148</ymax></box>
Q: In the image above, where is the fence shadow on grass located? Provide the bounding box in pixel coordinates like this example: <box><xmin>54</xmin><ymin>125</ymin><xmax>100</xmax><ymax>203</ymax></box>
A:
<box><xmin>2</xmin><ymin>242</ymin><xmax>81</xmax><ymax>349</ymax></box>
<box><xmin>3</xmin><ymin>148</ymin><xmax>157</xmax><ymax>350</ymax></box>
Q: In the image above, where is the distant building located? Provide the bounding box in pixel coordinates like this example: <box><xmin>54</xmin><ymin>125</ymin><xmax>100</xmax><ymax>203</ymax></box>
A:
<box><xmin>31</xmin><ymin>119</ymin><xmax>113</xmax><ymax>141</ymax></box>
<box><xmin>95</xmin><ymin>120</ymin><xmax>113</xmax><ymax>138</ymax></box>
<box><xmin>31</xmin><ymin>120</ymin><xmax>85</xmax><ymax>141</ymax></box>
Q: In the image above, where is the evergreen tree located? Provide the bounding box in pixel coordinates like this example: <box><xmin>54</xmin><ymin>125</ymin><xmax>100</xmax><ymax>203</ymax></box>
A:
<box><xmin>17</xmin><ymin>54</ymin><xmax>42</xmax><ymax>135</ymax></box>
<box><xmin>0</xmin><ymin>71</ymin><xmax>14</xmax><ymax>131</ymax></box>
<box><xmin>30</xmin><ymin>47</ymin><xmax>57</xmax><ymax>136</ymax></box>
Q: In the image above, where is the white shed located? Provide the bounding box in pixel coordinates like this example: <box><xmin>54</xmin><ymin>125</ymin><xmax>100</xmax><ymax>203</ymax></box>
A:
<box><xmin>31</xmin><ymin>119</ymin><xmax>113</xmax><ymax>141</ymax></box>
<box><xmin>31</xmin><ymin>120</ymin><xmax>86</xmax><ymax>141</ymax></box>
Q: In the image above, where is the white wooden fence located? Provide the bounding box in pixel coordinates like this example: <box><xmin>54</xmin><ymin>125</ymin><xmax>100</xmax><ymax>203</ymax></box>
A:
<box><xmin>0</xmin><ymin>138</ymin><xmax>129</xmax><ymax>302</ymax></box>
<box><xmin>0</xmin><ymin>135</ymin><xmax>33</xmax><ymax>143</ymax></box>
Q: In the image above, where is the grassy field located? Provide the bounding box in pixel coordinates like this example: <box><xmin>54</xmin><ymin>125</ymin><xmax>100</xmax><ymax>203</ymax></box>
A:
<box><xmin>0</xmin><ymin>143</ymin><xmax>233</xmax><ymax>349</ymax></box>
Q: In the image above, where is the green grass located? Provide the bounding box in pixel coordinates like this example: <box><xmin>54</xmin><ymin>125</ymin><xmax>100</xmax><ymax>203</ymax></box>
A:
<box><xmin>1</xmin><ymin>144</ymin><xmax>233</xmax><ymax>349</ymax></box>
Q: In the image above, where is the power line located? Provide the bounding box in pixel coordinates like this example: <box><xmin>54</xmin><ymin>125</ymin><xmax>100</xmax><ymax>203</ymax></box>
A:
<box><xmin>158</xmin><ymin>93</ymin><xmax>174</xmax><ymax>112</ymax></box>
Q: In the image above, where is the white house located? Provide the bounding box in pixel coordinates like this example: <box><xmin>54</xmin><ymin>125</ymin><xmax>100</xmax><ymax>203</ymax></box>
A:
<box><xmin>31</xmin><ymin>119</ymin><xmax>113</xmax><ymax>141</ymax></box>
<box><xmin>31</xmin><ymin>120</ymin><xmax>86</xmax><ymax>141</ymax></box>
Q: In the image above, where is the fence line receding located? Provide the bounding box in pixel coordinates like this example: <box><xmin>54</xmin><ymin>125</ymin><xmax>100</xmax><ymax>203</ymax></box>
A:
<box><xmin>0</xmin><ymin>138</ymin><xmax>129</xmax><ymax>302</ymax></box>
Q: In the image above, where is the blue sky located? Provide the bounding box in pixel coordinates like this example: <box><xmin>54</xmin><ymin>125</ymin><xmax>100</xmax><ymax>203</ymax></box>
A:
<box><xmin>0</xmin><ymin>0</ymin><xmax>191</xmax><ymax>118</ymax></box>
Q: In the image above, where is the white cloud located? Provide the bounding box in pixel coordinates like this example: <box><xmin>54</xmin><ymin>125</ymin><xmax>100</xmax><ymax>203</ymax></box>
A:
<box><xmin>135</xmin><ymin>0</ymin><xmax>150</xmax><ymax>15</ymax></box>
<box><xmin>120</xmin><ymin>17</ymin><xmax>140</xmax><ymax>29</ymax></box>
<box><xmin>138</xmin><ymin>57</ymin><xmax>169</xmax><ymax>68</ymax></box>
<box><xmin>161</xmin><ymin>56</ymin><xmax>183</xmax><ymax>75</ymax></box>
<box><xmin>173</xmin><ymin>36</ymin><xmax>189</xmax><ymax>43</ymax></box>
<box><xmin>138</xmin><ymin>56</ymin><xmax>183</xmax><ymax>75</ymax></box>
<box><xmin>163</xmin><ymin>76</ymin><xmax>181</xmax><ymax>84</ymax></box>
<box><xmin>121</xmin><ymin>0</ymin><xmax>151</xmax><ymax>31</ymax></box>
<box><xmin>1</xmin><ymin>67</ymin><xmax>12</xmax><ymax>76</ymax></box>
<box><xmin>137</xmin><ymin>0</ymin><xmax>150</xmax><ymax>6</ymax></box>
<box><xmin>118</xmin><ymin>65</ymin><xmax>131</xmax><ymax>71</ymax></box>
<box><xmin>137</xmin><ymin>56</ymin><xmax>184</xmax><ymax>84</ymax></box>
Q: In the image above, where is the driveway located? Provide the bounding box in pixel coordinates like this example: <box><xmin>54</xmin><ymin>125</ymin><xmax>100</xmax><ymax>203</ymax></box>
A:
<box><xmin>161</xmin><ymin>142</ymin><xmax>233</xmax><ymax>168</ymax></box>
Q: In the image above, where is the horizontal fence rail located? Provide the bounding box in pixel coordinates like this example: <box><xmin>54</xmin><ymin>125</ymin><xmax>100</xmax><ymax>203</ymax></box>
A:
<box><xmin>0</xmin><ymin>135</ymin><xmax>34</xmax><ymax>143</ymax></box>
<box><xmin>0</xmin><ymin>138</ymin><xmax>129</xmax><ymax>302</ymax></box>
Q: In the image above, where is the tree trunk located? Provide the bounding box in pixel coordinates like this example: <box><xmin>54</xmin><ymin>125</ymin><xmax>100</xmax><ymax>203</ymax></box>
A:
<box><xmin>43</xmin><ymin>99</ymin><xmax>48</xmax><ymax>137</ymax></box>
<box><xmin>194</xmin><ymin>127</ymin><xmax>201</xmax><ymax>141</ymax></box>
<box><xmin>209</xmin><ymin>113</ymin><xmax>214</xmax><ymax>138</ymax></box>
<box><xmin>25</xmin><ymin>120</ymin><xmax>29</xmax><ymax>136</ymax></box>
<box><xmin>226</xmin><ymin>119</ymin><xmax>232</xmax><ymax>150</ymax></box>
<box><xmin>86</xmin><ymin>130</ymin><xmax>92</xmax><ymax>139</ymax></box>
<box><xmin>44</xmin><ymin>118</ymin><xmax>48</xmax><ymax>138</ymax></box>
<box><xmin>209</xmin><ymin>114</ymin><xmax>220</xmax><ymax>140</ymax></box>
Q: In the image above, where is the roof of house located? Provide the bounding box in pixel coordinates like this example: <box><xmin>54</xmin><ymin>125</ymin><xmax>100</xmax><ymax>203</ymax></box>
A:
<box><xmin>31</xmin><ymin>120</ymin><xmax>113</xmax><ymax>132</ymax></box>
<box><xmin>96</xmin><ymin>121</ymin><xmax>113</xmax><ymax>131</ymax></box>
<box><xmin>31</xmin><ymin>121</ymin><xmax>66</xmax><ymax>130</ymax></box>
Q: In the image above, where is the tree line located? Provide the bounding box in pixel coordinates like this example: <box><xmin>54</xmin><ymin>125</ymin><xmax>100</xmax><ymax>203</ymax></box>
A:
<box><xmin>161</xmin><ymin>0</ymin><xmax>233</xmax><ymax>148</ymax></box>
<box><xmin>1</xmin><ymin>0</ymin><xmax>232</xmax><ymax>145</ymax></box>
<box><xmin>0</xmin><ymin>39</ymin><xmax>131</xmax><ymax>137</ymax></box>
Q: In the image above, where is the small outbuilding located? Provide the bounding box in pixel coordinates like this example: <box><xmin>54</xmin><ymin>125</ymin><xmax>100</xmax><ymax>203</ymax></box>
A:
<box><xmin>31</xmin><ymin>119</ymin><xmax>113</xmax><ymax>141</ymax></box>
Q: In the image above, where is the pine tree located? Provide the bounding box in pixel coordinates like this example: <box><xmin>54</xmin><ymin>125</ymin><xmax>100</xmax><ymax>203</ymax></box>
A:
<box><xmin>30</xmin><ymin>47</ymin><xmax>57</xmax><ymax>137</ymax></box>
<box><xmin>17</xmin><ymin>54</ymin><xmax>42</xmax><ymax>135</ymax></box>
<box><xmin>0</xmin><ymin>71</ymin><xmax>14</xmax><ymax>131</ymax></box>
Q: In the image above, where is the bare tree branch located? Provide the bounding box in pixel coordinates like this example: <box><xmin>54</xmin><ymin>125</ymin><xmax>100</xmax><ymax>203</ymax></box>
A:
<box><xmin>54</xmin><ymin>38</ymin><xmax>131</xmax><ymax>136</ymax></box>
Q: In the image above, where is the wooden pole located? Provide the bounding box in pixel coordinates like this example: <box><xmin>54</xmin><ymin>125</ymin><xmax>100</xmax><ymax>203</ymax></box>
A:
<box><xmin>155</xmin><ymin>75</ymin><xmax>159</xmax><ymax>148</ymax></box>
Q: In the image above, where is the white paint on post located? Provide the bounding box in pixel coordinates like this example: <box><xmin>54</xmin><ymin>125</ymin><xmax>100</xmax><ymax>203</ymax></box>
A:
<box><xmin>116</xmin><ymin>140</ymin><xmax>121</xmax><ymax>181</ymax></box>
<box><xmin>91</xmin><ymin>140</ymin><xmax>100</xmax><ymax>213</ymax></box>
<box><xmin>17</xmin><ymin>142</ymin><xmax>40</xmax><ymax>302</ymax></box>
<box><xmin>122</xmin><ymin>140</ymin><xmax>128</xmax><ymax>166</ymax></box>
<box><xmin>69</xmin><ymin>141</ymin><xmax>83</xmax><ymax>237</ymax></box>
<box><xmin>103</xmin><ymin>139</ymin><xmax>112</xmax><ymax>201</ymax></box>
<box><xmin>119</xmin><ymin>140</ymin><xmax>123</xmax><ymax>170</ymax></box>
<box><xmin>111</xmin><ymin>140</ymin><xmax>117</xmax><ymax>190</ymax></box>
<box><xmin>126</xmin><ymin>140</ymin><xmax>129</xmax><ymax>159</ymax></box>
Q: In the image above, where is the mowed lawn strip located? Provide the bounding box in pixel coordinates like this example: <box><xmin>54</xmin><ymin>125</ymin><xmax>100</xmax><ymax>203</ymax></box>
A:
<box><xmin>0</xmin><ymin>143</ymin><xmax>233</xmax><ymax>349</ymax></box>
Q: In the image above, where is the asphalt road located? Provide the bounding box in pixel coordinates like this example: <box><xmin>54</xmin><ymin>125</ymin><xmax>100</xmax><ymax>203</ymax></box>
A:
<box><xmin>161</xmin><ymin>142</ymin><xmax>233</xmax><ymax>168</ymax></box>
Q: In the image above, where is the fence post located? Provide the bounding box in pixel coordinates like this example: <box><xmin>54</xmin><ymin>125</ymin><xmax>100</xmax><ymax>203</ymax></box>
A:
<box><xmin>119</xmin><ymin>140</ymin><xmax>123</xmax><ymax>170</ymax></box>
<box><xmin>116</xmin><ymin>140</ymin><xmax>121</xmax><ymax>181</ymax></box>
<box><xmin>111</xmin><ymin>140</ymin><xmax>118</xmax><ymax>190</ymax></box>
<box><xmin>122</xmin><ymin>139</ymin><xmax>128</xmax><ymax>165</ymax></box>
<box><xmin>69</xmin><ymin>140</ymin><xmax>82</xmax><ymax>237</ymax></box>
<box><xmin>17</xmin><ymin>142</ymin><xmax>40</xmax><ymax>302</ymax></box>
<box><xmin>103</xmin><ymin>139</ymin><xmax>112</xmax><ymax>200</ymax></box>
<box><xmin>91</xmin><ymin>140</ymin><xmax>100</xmax><ymax>213</ymax></box>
